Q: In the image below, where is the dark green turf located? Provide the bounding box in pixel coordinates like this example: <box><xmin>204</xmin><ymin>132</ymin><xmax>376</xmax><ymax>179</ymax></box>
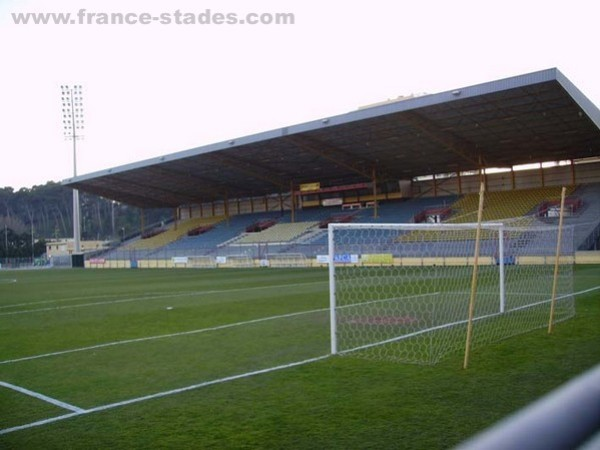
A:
<box><xmin>0</xmin><ymin>266</ymin><xmax>598</xmax><ymax>449</ymax></box>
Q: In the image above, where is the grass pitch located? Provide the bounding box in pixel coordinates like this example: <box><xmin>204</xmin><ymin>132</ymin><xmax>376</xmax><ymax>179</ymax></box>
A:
<box><xmin>0</xmin><ymin>266</ymin><xmax>598</xmax><ymax>449</ymax></box>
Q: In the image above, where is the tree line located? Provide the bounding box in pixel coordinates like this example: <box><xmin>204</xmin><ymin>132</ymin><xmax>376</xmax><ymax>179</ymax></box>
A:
<box><xmin>0</xmin><ymin>182</ymin><xmax>170</xmax><ymax>258</ymax></box>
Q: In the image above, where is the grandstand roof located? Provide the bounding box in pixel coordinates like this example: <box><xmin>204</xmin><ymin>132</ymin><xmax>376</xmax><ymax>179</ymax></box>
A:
<box><xmin>64</xmin><ymin>68</ymin><xmax>600</xmax><ymax>208</ymax></box>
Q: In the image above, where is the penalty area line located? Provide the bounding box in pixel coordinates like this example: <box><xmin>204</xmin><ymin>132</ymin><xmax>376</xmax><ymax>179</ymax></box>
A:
<box><xmin>0</xmin><ymin>354</ymin><xmax>330</xmax><ymax>436</ymax></box>
<box><xmin>0</xmin><ymin>307</ymin><xmax>329</xmax><ymax>365</ymax></box>
<box><xmin>0</xmin><ymin>381</ymin><xmax>86</xmax><ymax>414</ymax></box>
<box><xmin>572</xmin><ymin>285</ymin><xmax>600</xmax><ymax>296</ymax></box>
<box><xmin>86</xmin><ymin>354</ymin><xmax>330</xmax><ymax>413</ymax></box>
<box><xmin>0</xmin><ymin>412</ymin><xmax>83</xmax><ymax>436</ymax></box>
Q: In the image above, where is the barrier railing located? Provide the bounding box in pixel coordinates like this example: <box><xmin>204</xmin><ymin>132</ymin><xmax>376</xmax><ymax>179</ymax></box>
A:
<box><xmin>455</xmin><ymin>364</ymin><xmax>600</xmax><ymax>450</ymax></box>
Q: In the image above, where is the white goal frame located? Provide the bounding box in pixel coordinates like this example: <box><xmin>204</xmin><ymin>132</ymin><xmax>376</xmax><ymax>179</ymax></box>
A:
<box><xmin>327</xmin><ymin>221</ymin><xmax>574</xmax><ymax>363</ymax></box>
<box><xmin>187</xmin><ymin>255</ymin><xmax>217</xmax><ymax>268</ymax></box>
<box><xmin>222</xmin><ymin>254</ymin><xmax>255</xmax><ymax>268</ymax></box>
<box><xmin>328</xmin><ymin>222</ymin><xmax>508</xmax><ymax>355</ymax></box>
<box><xmin>266</xmin><ymin>253</ymin><xmax>310</xmax><ymax>268</ymax></box>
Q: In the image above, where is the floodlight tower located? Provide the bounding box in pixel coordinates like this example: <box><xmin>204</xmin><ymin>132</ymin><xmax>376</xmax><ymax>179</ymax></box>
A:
<box><xmin>61</xmin><ymin>85</ymin><xmax>84</xmax><ymax>255</ymax></box>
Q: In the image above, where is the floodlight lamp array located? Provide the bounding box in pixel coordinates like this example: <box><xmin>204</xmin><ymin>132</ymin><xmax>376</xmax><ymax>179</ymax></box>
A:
<box><xmin>61</xmin><ymin>85</ymin><xmax>84</xmax><ymax>138</ymax></box>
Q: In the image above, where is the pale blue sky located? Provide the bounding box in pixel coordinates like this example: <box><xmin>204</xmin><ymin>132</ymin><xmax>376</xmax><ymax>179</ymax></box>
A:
<box><xmin>1</xmin><ymin>0</ymin><xmax>599</xmax><ymax>189</ymax></box>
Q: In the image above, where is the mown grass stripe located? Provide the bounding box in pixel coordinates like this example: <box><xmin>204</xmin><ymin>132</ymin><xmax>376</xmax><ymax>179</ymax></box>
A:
<box><xmin>0</xmin><ymin>355</ymin><xmax>330</xmax><ymax>436</ymax></box>
<box><xmin>0</xmin><ymin>280</ymin><xmax>327</xmax><ymax>316</ymax></box>
<box><xmin>0</xmin><ymin>307</ymin><xmax>329</xmax><ymax>365</ymax></box>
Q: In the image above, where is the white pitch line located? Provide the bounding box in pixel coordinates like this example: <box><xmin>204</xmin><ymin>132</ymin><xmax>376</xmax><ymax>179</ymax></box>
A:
<box><xmin>86</xmin><ymin>354</ymin><xmax>330</xmax><ymax>413</ymax></box>
<box><xmin>0</xmin><ymin>354</ymin><xmax>330</xmax><ymax>436</ymax></box>
<box><xmin>0</xmin><ymin>307</ymin><xmax>329</xmax><ymax>365</ymax></box>
<box><xmin>0</xmin><ymin>292</ymin><xmax>435</xmax><ymax>365</ymax></box>
<box><xmin>0</xmin><ymin>294</ymin><xmax>185</xmax><ymax>316</ymax></box>
<box><xmin>0</xmin><ymin>280</ymin><xmax>327</xmax><ymax>316</ymax></box>
<box><xmin>0</xmin><ymin>412</ymin><xmax>82</xmax><ymax>436</ymax></box>
<box><xmin>337</xmin><ymin>286</ymin><xmax>600</xmax><ymax>356</ymax></box>
<box><xmin>567</xmin><ymin>285</ymin><xmax>600</xmax><ymax>296</ymax></box>
<box><xmin>1</xmin><ymin>277</ymin><xmax>329</xmax><ymax>310</ymax></box>
<box><xmin>0</xmin><ymin>293</ymin><xmax>139</xmax><ymax>310</ymax></box>
<box><xmin>3</xmin><ymin>286</ymin><xmax>596</xmax><ymax>366</ymax></box>
<box><xmin>1</xmin><ymin>285</ymin><xmax>597</xmax><ymax>436</ymax></box>
<box><xmin>0</xmin><ymin>381</ymin><xmax>86</xmax><ymax>413</ymax></box>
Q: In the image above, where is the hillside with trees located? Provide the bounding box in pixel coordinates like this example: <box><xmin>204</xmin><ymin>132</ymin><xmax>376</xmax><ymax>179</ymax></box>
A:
<box><xmin>0</xmin><ymin>182</ymin><xmax>170</xmax><ymax>259</ymax></box>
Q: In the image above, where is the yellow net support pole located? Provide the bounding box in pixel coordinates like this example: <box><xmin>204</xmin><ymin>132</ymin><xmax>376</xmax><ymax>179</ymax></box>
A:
<box><xmin>548</xmin><ymin>186</ymin><xmax>567</xmax><ymax>334</ymax></box>
<box><xmin>463</xmin><ymin>181</ymin><xmax>485</xmax><ymax>369</ymax></box>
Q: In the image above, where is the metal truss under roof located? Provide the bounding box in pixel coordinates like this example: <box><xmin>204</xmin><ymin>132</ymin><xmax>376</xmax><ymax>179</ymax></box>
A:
<box><xmin>63</xmin><ymin>68</ymin><xmax>600</xmax><ymax>208</ymax></box>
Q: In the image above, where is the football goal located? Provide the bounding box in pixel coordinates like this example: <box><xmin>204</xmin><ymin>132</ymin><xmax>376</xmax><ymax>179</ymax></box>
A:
<box><xmin>187</xmin><ymin>255</ymin><xmax>217</xmax><ymax>268</ymax></box>
<box><xmin>327</xmin><ymin>222</ymin><xmax>575</xmax><ymax>365</ymax></box>
<box><xmin>221</xmin><ymin>254</ymin><xmax>255</xmax><ymax>268</ymax></box>
<box><xmin>266</xmin><ymin>253</ymin><xmax>310</xmax><ymax>268</ymax></box>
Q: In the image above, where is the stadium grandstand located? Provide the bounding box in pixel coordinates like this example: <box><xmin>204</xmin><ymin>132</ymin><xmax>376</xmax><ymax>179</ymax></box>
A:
<box><xmin>63</xmin><ymin>68</ymin><xmax>600</xmax><ymax>268</ymax></box>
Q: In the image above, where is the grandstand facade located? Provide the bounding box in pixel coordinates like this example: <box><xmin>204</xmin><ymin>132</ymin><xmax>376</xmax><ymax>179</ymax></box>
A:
<box><xmin>63</xmin><ymin>68</ymin><xmax>600</xmax><ymax>268</ymax></box>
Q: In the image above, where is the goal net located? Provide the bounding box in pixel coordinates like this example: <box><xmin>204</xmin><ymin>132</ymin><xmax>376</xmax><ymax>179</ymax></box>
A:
<box><xmin>267</xmin><ymin>253</ymin><xmax>310</xmax><ymax>268</ymax></box>
<box><xmin>222</xmin><ymin>254</ymin><xmax>255</xmax><ymax>268</ymax></box>
<box><xmin>328</xmin><ymin>222</ymin><xmax>575</xmax><ymax>365</ymax></box>
<box><xmin>187</xmin><ymin>255</ymin><xmax>217</xmax><ymax>268</ymax></box>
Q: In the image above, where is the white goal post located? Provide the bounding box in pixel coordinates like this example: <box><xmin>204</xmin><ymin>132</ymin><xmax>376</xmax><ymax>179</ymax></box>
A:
<box><xmin>221</xmin><ymin>254</ymin><xmax>255</xmax><ymax>268</ymax></box>
<box><xmin>187</xmin><ymin>255</ymin><xmax>217</xmax><ymax>268</ymax></box>
<box><xmin>266</xmin><ymin>253</ymin><xmax>310</xmax><ymax>268</ymax></box>
<box><xmin>328</xmin><ymin>222</ymin><xmax>575</xmax><ymax>365</ymax></box>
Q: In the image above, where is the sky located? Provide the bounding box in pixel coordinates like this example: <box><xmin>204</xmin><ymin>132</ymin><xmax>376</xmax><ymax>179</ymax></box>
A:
<box><xmin>1</xmin><ymin>0</ymin><xmax>599</xmax><ymax>190</ymax></box>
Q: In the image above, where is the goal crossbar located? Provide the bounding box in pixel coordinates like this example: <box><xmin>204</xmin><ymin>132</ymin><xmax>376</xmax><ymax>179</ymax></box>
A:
<box><xmin>327</xmin><ymin>221</ymin><xmax>575</xmax><ymax>364</ymax></box>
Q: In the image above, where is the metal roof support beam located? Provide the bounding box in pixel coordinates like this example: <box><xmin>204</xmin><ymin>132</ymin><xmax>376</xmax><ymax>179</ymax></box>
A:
<box><xmin>148</xmin><ymin>166</ymin><xmax>243</xmax><ymax>199</ymax></box>
<box><xmin>71</xmin><ymin>183</ymin><xmax>170</xmax><ymax>209</ymax></box>
<box><xmin>372</xmin><ymin>167</ymin><xmax>378</xmax><ymax>219</ymax></box>
<box><xmin>402</xmin><ymin>111</ymin><xmax>482</xmax><ymax>166</ymax></box>
<box><xmin>434</xmin><ymin>173</ymin><xmax>458</xmax><ymax>196</ymax></box>
<box><xmin>207</xmin><ymin>153</ymin><xmax>288</xmax><ymax>190</ymax></box>
<box><xmin>286</xmin><ymin>135</ymin><xmax>374</xmax><ymax>179</ymax></box>
<box><xmin>540</xmin><ymin>162</ymin><xmax>545</xmax><ymax>187</ymax></box>
<box><xmin>511</xmin><ymin>166</ymin><xmax>516</xmax><ymax>190</ymax></box>
<box><xmin>290</xmin><ymin>181</ymin><xmax>296</xmax><ymax>223</ymax></box>
<box><xmin>110</xmin><ymin>176</ymin><xmax>200</xmax><ymax>206</ymax></box>
<box><xmin>224</xmin><ymin>192</ymin><xmax>230</xmax><ymax>225</ymax></box>
<box><xmin>140</xmin><ymin>208</ymin><xmax>145</xmax><ymax>235</ymax></box>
